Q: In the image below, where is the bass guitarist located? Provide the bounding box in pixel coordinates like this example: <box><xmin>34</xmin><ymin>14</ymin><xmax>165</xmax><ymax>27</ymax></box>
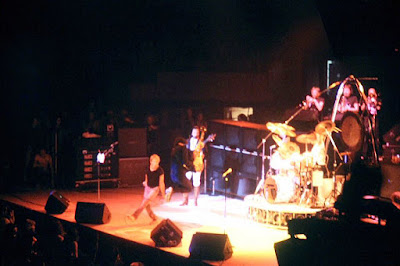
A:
<box><xmin>180</xmin><ymin>126</ymin><xmax>215</xmax><ymax>206</ymax></box>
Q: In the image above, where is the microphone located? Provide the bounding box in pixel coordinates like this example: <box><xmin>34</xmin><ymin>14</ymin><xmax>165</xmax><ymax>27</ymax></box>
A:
<box><xmin>222</xmin><ymin>168</ymin><xmax>233</xmax><ymax>177</ymax></box>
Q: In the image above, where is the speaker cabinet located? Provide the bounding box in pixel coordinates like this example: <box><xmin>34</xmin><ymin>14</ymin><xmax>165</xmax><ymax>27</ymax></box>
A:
<box><xmin>118</xmin><ymin>157</ymin><xmax>149</xmax><ymax>187</ymax></box>
<box><xmin>225</xmin><ymin>125</ymin><xmax>241</xmax><ymax>148</ymax></box>
<box><xmin>189</xmin><ymin>232</ymin><xmax>233</xmax><ymax>261</ymax></box>
<box><xmin>118</xmin><ymin>128</ymin><xmax>147</xmax><ymax>158</ymax></box>
<box><xmin>45</xmin><ymin>191</ymin><xmax>70</xmax><ymax>214</ymax></box>
<box><xmin>75</xmin><ymin>202</ymin><xmax>111</xmax><ymax>224</ymax></box>
<box><xmin>207</xmin><ymin>120</ymin><xmax>269</xmax><ymax>198</ymax></box>
<box><xmin>150</xmin><ymin>219</ymin><xmax>182</xmax><ymax>247</ymax></box>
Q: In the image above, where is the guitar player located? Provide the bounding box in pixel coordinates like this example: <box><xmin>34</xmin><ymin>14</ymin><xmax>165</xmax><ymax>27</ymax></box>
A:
<box><xmin>180</xmin><ymin>126</ymin><xmax>215</xmax><ymax>206</ymax></box>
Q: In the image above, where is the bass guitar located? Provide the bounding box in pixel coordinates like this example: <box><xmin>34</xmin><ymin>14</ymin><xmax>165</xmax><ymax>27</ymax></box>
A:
<box><xmin>193</xmin><ymin>128</ymin><xmax>216</xmax><ymax>172</ymax></box>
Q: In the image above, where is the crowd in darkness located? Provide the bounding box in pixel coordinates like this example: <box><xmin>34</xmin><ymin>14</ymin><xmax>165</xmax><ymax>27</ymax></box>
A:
<box><xmin>0</xmin><ymin>202</ymin><xmax>81</xmax><ymax>266</ymax></box>
<box><xmin>20</xmin><ymin>98</ymin><xmax>213</xmax><ymax>191</ymax></box>
<box><xmin>0</xmin><ymin>200</ymin><xmax>142</xmax><ymax>266</ymax></box>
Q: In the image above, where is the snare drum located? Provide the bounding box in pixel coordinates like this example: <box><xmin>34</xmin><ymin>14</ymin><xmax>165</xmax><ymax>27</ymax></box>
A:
<box><xmin>264</xmin><ymin>174</ymin><xmax>296</xmax><ymax>203</ymax></box>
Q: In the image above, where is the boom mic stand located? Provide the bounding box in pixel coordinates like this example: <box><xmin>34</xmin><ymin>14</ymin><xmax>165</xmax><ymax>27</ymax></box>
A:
<box><xmin>96</xmin><ymin>141</ymin><xmax>118</xmax><ymax>201</ymax></box>
<box><xmin>223</xmin><ymin>171</ymin><xmax>232</xmax><ymax>234</ymax></box>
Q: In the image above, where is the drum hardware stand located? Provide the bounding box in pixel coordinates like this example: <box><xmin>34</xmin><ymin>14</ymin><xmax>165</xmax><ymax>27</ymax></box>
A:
<box><xmin>299</xmin><ymin>182</ymin><xmax>311</xmax><ymax>206</ymax></box>
<box><xmin>298</xmin><ymin>167</ymin><xmax>314</xmax><ymax>206</ymax></box>
<box><xmin>261</xmin><ymin>144</ymin><xmax>277</xmax><ymax>199</ymax></box>
<box><xmin>297</xmin><ymin>141</ymin><xmax>312</xmax><ymax>206</ymax></box>
<box><xmin>298</xmin><ymin>160</ymin><xmax>321</xmax><ymax>207</ymax></box>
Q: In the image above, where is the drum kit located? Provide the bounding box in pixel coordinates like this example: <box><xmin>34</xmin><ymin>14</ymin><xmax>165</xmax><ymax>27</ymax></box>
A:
<box><xmin>263</xmin><ymin>120</ymin><xmax>340</xmax><ymax>208</ymax></box>
<box><xmin>257</xmin><ymin>76</ymin><xmax>379</xmax><ymax>208</ymax></box>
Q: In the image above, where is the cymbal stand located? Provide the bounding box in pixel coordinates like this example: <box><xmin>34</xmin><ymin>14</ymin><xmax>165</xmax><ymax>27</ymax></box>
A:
<box><xmin>284</xmin><ymin>104</ymin><xmax>305</xmax><ymax>125</ymax></box>
<box><xmin>325</xmin><ymin>130</ymin><xmax>343</xmax><ymax>207</ymax></box>
<box><xmin>366</xmin><ymin>114</ymin><xmax>379</xmax><ymax>165</ymax></box>
<box><xmin>254</xmin><ymin>138</ymin><xmax>267</xmax><ymax>195</ymax></box>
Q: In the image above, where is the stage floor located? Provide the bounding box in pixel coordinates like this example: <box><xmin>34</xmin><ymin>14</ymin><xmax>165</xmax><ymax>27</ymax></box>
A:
<box><xmin>0</xmin><ymin>186</ymin><xmax>292</xmax><ymax>265</ymax></box>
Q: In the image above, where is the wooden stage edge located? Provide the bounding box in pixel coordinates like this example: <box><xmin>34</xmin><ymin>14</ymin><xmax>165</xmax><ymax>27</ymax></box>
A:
<box><xmin>0</xmin><ymin>186</ymin><xmax>298</xmax><ymax>265</ymax></box>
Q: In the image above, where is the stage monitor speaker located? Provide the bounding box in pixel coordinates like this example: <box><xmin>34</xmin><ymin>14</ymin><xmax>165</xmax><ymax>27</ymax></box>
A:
<box><xmin>75</xmin><ymin>202</ymin><xmax>111</xmax><ymax>224</ymax></box>
<box><xmin>274</xmin><ymin>238</ymin><xmax>314</xmax><ymax>266</ymax></box>
<box><xmin>45</xmin><ymin>190</ymin><xmax>70</xmax><ymax>214</ymax></box>
<box><xmin>150</xmin><ymin>219</ymin><xmax>182</xmax><ymax>247</ymax></box>
<box><xmin>189</xmin><ymin>232</ymin><xmax>233</xmax><ymax>261</ymax></box>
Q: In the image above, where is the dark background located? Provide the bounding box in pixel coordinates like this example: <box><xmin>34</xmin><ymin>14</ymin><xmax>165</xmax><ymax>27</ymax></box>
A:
<box><xmin>1</xmin><ymin>0</ymin><xmax>399</xmax><ymax>185</ymax></box>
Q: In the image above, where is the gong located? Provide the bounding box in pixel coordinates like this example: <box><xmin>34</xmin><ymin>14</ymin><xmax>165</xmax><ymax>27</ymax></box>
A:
<box><xmin>340</xmin><ymin>112</ymin><xmax>364</xmax><ymax>152</ymax></box>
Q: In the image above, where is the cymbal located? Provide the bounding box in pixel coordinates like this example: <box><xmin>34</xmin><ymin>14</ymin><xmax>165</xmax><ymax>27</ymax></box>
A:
<box><xmin>272</xmin><ymin>134</ymin><xmax>283</xmax><ymax>145</ymax></box>
<box><xmin>278</xmin><ymin>141</ymin><xmax>300</xmax><ymax>160</ymax></box>
<box><xmin>315</xmin><ymin>120</ymin><xmax>336</xmax><ymax>135</ymax></box>
<box><xmin>296</xmin><ymin>133</ymin><xmax>317</xmax><ymax>144</ymax></box>
<box><xmin>266</xmin><ymin>122</ymin><xmax>296</xmax><ymax>137</ymax></box>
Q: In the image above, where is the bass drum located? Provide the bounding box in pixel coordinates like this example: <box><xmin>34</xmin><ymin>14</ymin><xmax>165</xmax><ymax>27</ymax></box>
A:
<box><xmin>340</xmin><ymin>111</ymin><xmax>364</xmax><ymax>152</ymax></box>
<box><xmin>264</xmin><ymin>174</ymin><xmax>296</xmax><ymax>203</ymax></box>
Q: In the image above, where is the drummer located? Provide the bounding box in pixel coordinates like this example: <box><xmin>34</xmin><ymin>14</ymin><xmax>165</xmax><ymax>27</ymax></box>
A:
<box><xmin>267</xmin><ymin>122</ymin><xmax>298</xmax><ymax>176</ymax></box>
<box><xmin>311</xmin><ymin>132</ymin><xmax>326</xmax><ymax>166</ymax></box>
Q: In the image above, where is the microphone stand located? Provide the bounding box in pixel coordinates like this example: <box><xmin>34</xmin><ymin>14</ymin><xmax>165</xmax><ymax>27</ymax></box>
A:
<box><xmin>223</xmin><ymin>171</ymin><xmax>232</xmax><ymax>235</ymax></box>
<box><xmin>96</xmin><ymin>142</ymin><xmax>118</xmax><ymax>201</ymax></box>
<box><xmin>96</xmin><ymin>151</ymin><xmax>102</xmax><ymax>201</ymax></box>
